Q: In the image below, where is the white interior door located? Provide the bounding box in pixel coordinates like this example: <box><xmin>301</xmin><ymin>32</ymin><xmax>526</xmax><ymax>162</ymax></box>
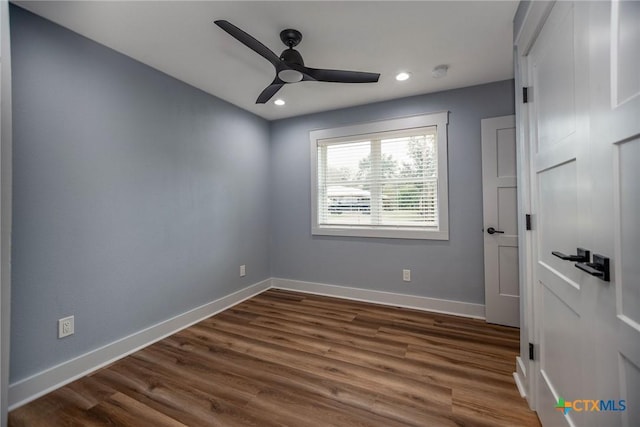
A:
<box><xmin>482</xmin><ymin>115</ymin><xmax>519</xmax><ymax>327</ymax></box>
<box><xmin>586</xmin><ymin>1</ymin><xmax>640</xmax><ymax>426</ymax></box>
<box><xmin>528</xmin><ymin>2</ymin><xmax>593</xmax><ymax>426</ymax></box>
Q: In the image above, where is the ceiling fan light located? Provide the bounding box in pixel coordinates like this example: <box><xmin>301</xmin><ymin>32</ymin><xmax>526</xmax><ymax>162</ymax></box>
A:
<box><xmin>278</xmin><ymin>69</ymin><xmax>303</xmax><ymax>83</ymax></box>
<box><xmin>395</xmin><ymin>72</ymin><xmax>411</xmax><ymax>81</ymax></box>
<box><xmin>274</xmin><ymin>99</ymin><xmax>285</xmax><ymax>106</ymax></box>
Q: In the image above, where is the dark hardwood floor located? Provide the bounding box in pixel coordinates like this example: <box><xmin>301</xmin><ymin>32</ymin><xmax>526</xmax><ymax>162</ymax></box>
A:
<box><xmin>9</xmin><ymin>289</ymin><xmax>540</xmax><ymax>426</ymax></box>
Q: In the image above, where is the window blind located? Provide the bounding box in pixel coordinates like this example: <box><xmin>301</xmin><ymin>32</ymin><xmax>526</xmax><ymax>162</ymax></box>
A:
<box><xmin>317</xmin><ymin>127</ymin><xmax>439</xmax><ymax>229</ymax></box>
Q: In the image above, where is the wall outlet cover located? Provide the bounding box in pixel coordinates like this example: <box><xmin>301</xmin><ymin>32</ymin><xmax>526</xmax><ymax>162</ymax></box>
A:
<box><xmin>240</xmin><ymin>265</ymin><xmax>246</xmax><ymax>277</ymax></box>
<box><xmin>58</xmin><ymin>315</ymin><xmax>74</xmax><ymax>338</ymax></box>
<box><xmin>403</xmin><ymin>269</ymin><xmax>411</xmax><ymax>282</ymax></box>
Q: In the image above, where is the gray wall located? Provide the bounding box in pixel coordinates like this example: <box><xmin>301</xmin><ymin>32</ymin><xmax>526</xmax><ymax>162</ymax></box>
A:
<box><xmin>10</xmin><ymin>6</ymin><xmax>271</xmax><ymax>383</ymax></box>
<box><xmin>269</xmin><ymin>80</ymin><xmax>514</xmax><ymax>304</ymax></box>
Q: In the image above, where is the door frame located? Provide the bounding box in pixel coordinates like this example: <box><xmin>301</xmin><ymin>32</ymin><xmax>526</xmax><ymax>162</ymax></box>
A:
<box><xmin>513</xmin><ymin>0</ymin><xmax>556</xmax><ymax>412</ymax></box>
<box><xmin>0</xmin><ymin>0</ymin><xmax>11</xmax><ymax>425</ymax></box>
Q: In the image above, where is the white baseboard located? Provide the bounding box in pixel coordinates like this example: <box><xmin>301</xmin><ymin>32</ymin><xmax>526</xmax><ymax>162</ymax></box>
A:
<box><xmin>271</xmin><ymin>278</ymin><xmax>485</xmax><ymax>319</ymax></box>
<box><xmin>8</xmin><ymin>279</ymin><xmax>271</xmax><ymax>411</ymax></box>
<box><xmin>514</xmin><ymin>356</ymin><xmax>528</xmax><ymax>398</ymax></box>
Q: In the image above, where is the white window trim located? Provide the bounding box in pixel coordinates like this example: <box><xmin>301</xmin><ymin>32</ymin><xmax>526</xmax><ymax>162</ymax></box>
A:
<box><xmin>310</xmin><ymin>112</ymin><xmax>449</xmax><ymax>240</ymax></box>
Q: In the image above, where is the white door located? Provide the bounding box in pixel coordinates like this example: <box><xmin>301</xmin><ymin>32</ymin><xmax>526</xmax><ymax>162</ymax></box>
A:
<box><xmin>528</xmin><ymin>2</ymin><xmax>593</xmax><ymax>425</ymax></box>
<box><xmin>482</xmin><ymin>115</ymin><xmax>519</xmax><ymax>327</ymax></box>
<box><xmin>585</xmin><ymin>1</ymin><xmax>640</xmax><ymax>426</ymax></box>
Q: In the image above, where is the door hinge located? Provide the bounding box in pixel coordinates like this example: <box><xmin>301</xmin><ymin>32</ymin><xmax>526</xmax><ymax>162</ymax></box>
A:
<box><xmin>525</xmin><ymin>214</ymin><xmax>532</xmax><ymax>230</ymax></box>
<box><xmin>523</xmin><ymin>87</ymin><xmax>529</xmax><ymax>103</ymax></box>
<box><xmin>529</xmin><ymin>343</ymin><xmax>535</xmax><ymax>360</ymax></box>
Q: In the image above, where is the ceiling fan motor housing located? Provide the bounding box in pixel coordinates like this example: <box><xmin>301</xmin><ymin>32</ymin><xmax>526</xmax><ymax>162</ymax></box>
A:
<box><xmin>280</xmin><ymin>48</ymin><xmax>304</xmax><ymax>66</ymax></box>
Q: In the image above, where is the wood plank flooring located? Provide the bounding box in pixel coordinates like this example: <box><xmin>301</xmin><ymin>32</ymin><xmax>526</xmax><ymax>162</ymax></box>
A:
<box><xmin>9</xmin><ymin>289</ymin><xmax>540</xmax><ymax>426</ymax></box>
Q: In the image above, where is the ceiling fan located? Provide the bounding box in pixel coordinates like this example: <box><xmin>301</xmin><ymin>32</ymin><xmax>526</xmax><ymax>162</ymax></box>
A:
<box><xmin>214</xmin><ymin>20</ymin><xmax>380</xmax><ymax>104</ymax></box>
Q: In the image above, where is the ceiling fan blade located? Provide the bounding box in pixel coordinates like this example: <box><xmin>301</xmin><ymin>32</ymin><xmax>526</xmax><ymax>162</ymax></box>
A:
<box><xmin>303</xmin><ymin>67</ymin><xmax>380</xmax><ymax>83</ymax></box>
<box><xmin>215</xmin><ymin>20</ymin><xmax>281</xmax><ymax>68</ymax></box>
<box><xmin>256</xmin><ymin>79</ymin><xmax>285</xmax><ymax>104</ymax></box>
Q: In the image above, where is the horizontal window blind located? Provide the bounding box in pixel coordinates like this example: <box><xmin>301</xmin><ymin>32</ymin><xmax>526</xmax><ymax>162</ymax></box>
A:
<box><xmin>317</xmin><ymin>127</ymin><xmax>438</xmax><ymax>229</ymax></box>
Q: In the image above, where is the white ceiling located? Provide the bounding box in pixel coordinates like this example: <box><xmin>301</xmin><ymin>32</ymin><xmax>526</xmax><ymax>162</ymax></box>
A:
<box><xmin>15</xmin><ymin>1</ymin><xmax>518</xmax><ymax>121</ymax></box>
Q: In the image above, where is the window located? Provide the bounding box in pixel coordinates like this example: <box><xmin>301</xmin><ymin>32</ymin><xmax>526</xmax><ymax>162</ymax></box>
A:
<box><xmin>310</xmin><ymin>112</ymin><xmax>449</xmax><ymax>240</ymax></box>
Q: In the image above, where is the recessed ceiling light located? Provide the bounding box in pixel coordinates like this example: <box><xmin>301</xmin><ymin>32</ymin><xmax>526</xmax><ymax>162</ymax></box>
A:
<box><xmin>432</xmin><ymin>65</ymin><xmax>449</xmax><ymax>79</ymax></box>
<box><xmin>395</xmin><ymin>72</ymin><xmax>411</xmax><ymax>81</ymax></box>
<box><xmin>274</xmin><ymin>99</ymin><xmax>285</xmax><ymax>106</ymax></box>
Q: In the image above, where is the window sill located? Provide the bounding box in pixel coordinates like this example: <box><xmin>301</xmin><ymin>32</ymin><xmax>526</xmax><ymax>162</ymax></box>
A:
<box><xmin>312</xmin><ymin>225</ymin><xmax>449</xmax><ymax>240</ymax></box>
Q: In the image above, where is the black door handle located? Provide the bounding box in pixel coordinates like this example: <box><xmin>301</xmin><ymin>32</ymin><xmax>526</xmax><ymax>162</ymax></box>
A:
<box><xmin>487</xmin><ymin>227</ymin><xmax>504</xmax><ymax>235</ymax></box>
<box><xmin>552</xmin><ymin>248</ymin><xmax>590</xmax><ymax>262</ymax></box>
<box><xmin>575</xmin><ymin>254</ymin><xmax>610</xmax><ymax>282</ymax></box>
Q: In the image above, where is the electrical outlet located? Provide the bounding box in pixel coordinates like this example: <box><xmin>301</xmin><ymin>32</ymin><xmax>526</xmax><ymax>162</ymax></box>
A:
<box><xmin>403</xmin><ymin>269</ymin><xmax>411</xmax><ymax>282</ymax></box>
<box><xmin>240</xmin><ymin>264</ymin><xmax>246</xmax><ymax>277</ymax></box>
<box><xmin>58</xmin><ymin>315</ymin><xmax>74</xmax><ymax>338</ymax></box>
